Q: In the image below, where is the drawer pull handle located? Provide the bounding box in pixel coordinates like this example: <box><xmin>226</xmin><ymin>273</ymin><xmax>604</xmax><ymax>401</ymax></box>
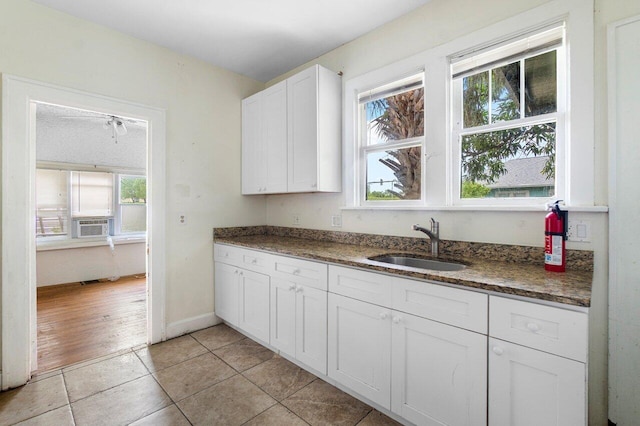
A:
<box><xmin>379</xmin><ymin>312</ymin><xmax>389</xmax><ymax>320</ymax></box>
<box><xmin>288</xmin><ymin>284</ymin><xmax>296</xmax><ymax>291</ymax></box>
<box><xmin>492</xmin><ymin>346</ymin><xmax>504</xmax><ymax>356</ymax></box>
<box><xmin>526</xmin><ymin>322</ymin><xmax>541</xmax><ymax>333</ymax></box>
<box><xmin>251</xmin><ymin>259</ymin><xmax>257</xmax><ymax>264</ymax></box>
<box><xmin>392</xmin><ymin>316</ymin><xmax>402</xmax><ymax>324</ymax></box>
<box><xmin>295</xmin><ymin>286</ymin><xmax>303</xmax><ymax>293</ymax></box>
<box><xmin>234</xmin><ymin>270</ymin><xmax>239</xmax><ymax>274</ymax></box>
<box><xmin>292</xmin><ymin>269</ymin><xmax>301</xmax><ymax>275</ymax></box>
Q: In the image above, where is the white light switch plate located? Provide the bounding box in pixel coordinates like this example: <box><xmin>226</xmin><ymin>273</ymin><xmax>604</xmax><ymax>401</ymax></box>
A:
<box><xmin>567</xmin><ymin>220</ymin><xmax>591</xmax><ymax>242</ymax></box>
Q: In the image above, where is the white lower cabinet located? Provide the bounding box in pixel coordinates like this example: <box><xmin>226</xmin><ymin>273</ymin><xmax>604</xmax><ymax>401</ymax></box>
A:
<box><xmin>392</xmin><ymin>312</ymin><xmax>487</xmax><ymax>426</ymax></box>
<box><xmin>488</xmin><ymin>338</ymin><xmax>586</xmax><ymax>426</ymax></box>
<box><xmin>271</xmin><ymin>278</ymin><xmax>327</xmax><ymax>374</ymax></box>
<box><xmin>214</xmin><ymin>259</ymin><xmax>270</xmax><ymax>344</ymax></box>
<box><xmin>488</xmin><ymin>296</ymin><xmax>587</xmax><ymax>426</ymax></box>
<box><xmin>237</xmin><ymin>269</ymin><xmax>270</xmax><ymax>344</ymax></box>
<box><xmin>214</xmin><ymin>262</ymin><xmax>240</xmax><ymax>326</ymax></box>
<box><xmin>328</xmin><ymin>293</ymin><xmax>392</xmax><ymax>409</ymax></box>
<box><xmin>328</xmin><ymin>292</ymin><xmax>487</xmax><ymax>424</ymax></box>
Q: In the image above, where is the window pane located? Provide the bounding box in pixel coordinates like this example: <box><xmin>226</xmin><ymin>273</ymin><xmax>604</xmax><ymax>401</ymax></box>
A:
<box><xmin>491</xmin><ymin>61</ymin><xmax>521</xmax><ymax>122</ymax></box>
<box><xmin>460</xmin><ymin>122</ymin><xmax>555</xmax><ymax>198</ymax></box>
<box><xmin>463</xmin><ymin>71</ymin><xmax>489</xmax><ymax>128</ymax></box>
<box><xmin>366</xmin><ymin>146</ymin><xmax>421</xmax><ymax>200</ymax></box>
<box><xmin>121</xmin><ymin>204</ymin><xmax>146</xmax><ymax>233</ymax></box>
<box><xmin>525</xmin><ymin>50</ymin><xmax>557</xmax><ymax>116</ymax></box>
<box><xmin>71</xmin><ymin>171</ymin><xmax>113</xmax><ymax>217</ymax></box>
<box><xmin>36</xmin><ymin>169</ymin><xmax>69</xmax><ymax>237</ymax></box>
<box><xmin>364</xmin><ymin>87</ymin><xmax>424</xmax><ymax>145</ymax></box>
<box><xmin>120</xmin><ymin>176</ymin><xmax>146</xmax><ymax>204</ymax></box>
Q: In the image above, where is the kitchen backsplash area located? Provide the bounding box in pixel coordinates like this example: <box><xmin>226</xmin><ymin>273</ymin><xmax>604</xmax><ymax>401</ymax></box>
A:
<box><xmin>213</xmin><ymin>226</ymin><xmax>593</xmax><ymax>272</ymax></box>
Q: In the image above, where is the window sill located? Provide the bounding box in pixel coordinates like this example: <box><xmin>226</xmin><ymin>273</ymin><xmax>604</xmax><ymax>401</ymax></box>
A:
<box><xmin>341</xmin><ymin>205</ymin><xmax>609</xmax><ymax>213</ymax></box>
<box><xmin>36</xmin><ymin>234</ymin><xmax>146</xmax><ymax>252</ymax></box>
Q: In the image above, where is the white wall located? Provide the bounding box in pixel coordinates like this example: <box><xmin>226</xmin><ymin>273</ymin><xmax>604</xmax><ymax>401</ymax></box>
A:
<box><xmin>0</xmin><ymin>0</ymin><xmax>265</xmax><ymax>340</ymax></box>
<box><xmin>264</xmin><ymin>0</ymin><xmax>615</xmax><ymax>423</ymax></box>
<box><xmin>603</xmin><ymin>3</ymin><xmax>640</xmax><ymax>426</ymax></box>
<box><xmin>36</xmin><ymin>242</ymin><xmax>145</xmax><ymax>287</ymax></box>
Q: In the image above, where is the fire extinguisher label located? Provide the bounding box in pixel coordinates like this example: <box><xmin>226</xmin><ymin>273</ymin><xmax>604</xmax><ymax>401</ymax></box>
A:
<box><xmin>545</xmin><ymin>235</ymin><xmax>563</xmax><ymax>265</ymax></box>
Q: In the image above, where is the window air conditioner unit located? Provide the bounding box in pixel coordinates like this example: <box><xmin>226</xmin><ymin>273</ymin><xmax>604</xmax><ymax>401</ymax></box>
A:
<box><xmin>76</xmin><ymin>218</ymin><xmax>110</xmax><ymax>238</ymax></box>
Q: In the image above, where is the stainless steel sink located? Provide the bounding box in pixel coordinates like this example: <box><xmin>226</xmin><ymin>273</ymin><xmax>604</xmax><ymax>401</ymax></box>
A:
<box><xmin>368</xmin><ymin>255</ymin><xmax>466</xmax><ymax>271</ymax></box>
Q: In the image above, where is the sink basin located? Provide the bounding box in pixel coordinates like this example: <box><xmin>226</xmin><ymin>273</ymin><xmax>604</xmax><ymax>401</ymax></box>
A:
<box><xmin>369</xmin><ymin>255</ymin><xmax>466</xmax><ymax>272</ymax></box>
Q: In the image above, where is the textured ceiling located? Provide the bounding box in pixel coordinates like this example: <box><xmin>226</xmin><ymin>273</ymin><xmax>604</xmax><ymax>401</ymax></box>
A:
<box><xmin>30</xmin><ymin>0</ymin><xmax>431</xmax><ymax>82</ymax></box>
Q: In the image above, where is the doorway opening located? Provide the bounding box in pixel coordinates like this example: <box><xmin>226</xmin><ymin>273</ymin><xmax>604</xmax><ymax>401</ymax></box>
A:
<box><xmin>2</xmin><ymin>75</ymin><xmax>167</xmax><ymax>390</ymax></box>
<box><xmin>34</xmin><ymin>102</ymin><xmax>149</xmax><ymax>372</ymax></box>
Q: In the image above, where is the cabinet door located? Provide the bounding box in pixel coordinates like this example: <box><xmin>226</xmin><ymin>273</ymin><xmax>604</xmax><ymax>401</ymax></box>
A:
<box><xmin>262</xmin><ymin>81</ymin><xmax>288</xmax><ymax>193</ymax></box>
<box><xmin>328</xmin><ymin>293</ymin><xmax>391</xmax><ymax>409</ymax></box>
<box><xmin>238</xmin><ymin>269</ymin><xmax>270</xmax><ymax>344</ymax></box>
<box><xmin>295</xmin><ymin>284</ymin><xmax>327</xmax><ymax>374</ymax></box>
<box><xmin>489</xmin><ymin>338</ymin><xmax>586</xmax><ymax>426</ymax></box>
<box><xmin>287</xmin><ymin>65</ymin><xmax>318</xmax><ymax>192</ymax></box>
<box><xmin>391</xmin><ymin>311</ymin><xmax>487</xmax><ymax>426</ymax></box>
<box><xmin>214</xmin><ymin>262</ymin><xmax>239</xmax><ymax>326</ymax></box>
<box><xmin>241</xmin><ymin>92</ymin><xmax>264</xmax><ymax>194</ymax></box>
<box><xmin>270</xmin><ymin>278</ymin><xmax>297</xmax><ymax>358</ymax></box>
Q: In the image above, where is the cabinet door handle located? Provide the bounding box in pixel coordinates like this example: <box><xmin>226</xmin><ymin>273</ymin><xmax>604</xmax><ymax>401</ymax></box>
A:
<box><xmin>295</xmin><ymin>286</ymin><xmax>303</xmax><ymax>293</ymax></box>
<box><xmin>379</xmin><ymin>312</ymin><xmax>389</xmax><ymax>320</ymax></box>
<box><xmin>526</xmin><ymin>322</ymin><xmax>541</xmax><ymax>333</ymax></box>
<box><xmin>392</xmin><ymin>316</ymin><xmax>402</xmax><ymax>324</ymax></box>
<box><xmin>288</xmin><ymin>284</ymin><xmax>296</xmax><ymax>291</ymax></box>
<box><xmin>234</xmin><ymin>269</ymin><xmax>239</xmax><ymax>274</ymax></box>
<box><xmin>492</xmin><ymin>346</ymin><xmax>504</xmax><ymax>356</ymax></box>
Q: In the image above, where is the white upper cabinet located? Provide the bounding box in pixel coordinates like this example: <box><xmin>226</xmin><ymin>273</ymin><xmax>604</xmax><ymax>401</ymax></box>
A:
<box><xmin>241</xmin><ymin>92</ymin><xmax>264</xmax><ymax>194</ymax></box>
<box><xmin>242</xmin><ymin>81</ymin><xmax>287</xmax><ymax>194</ymax></box>
<box><xmin>241</xmin><ymin>64</ymin><xmax>341</xmax><ymax>195</ymax></box>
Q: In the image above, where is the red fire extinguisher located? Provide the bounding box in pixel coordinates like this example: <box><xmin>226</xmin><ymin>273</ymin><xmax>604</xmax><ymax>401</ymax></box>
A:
<box><xmin>545</xmin><ymin>201</ymin><xmax>568</xmax><ymax>272</ymax></box>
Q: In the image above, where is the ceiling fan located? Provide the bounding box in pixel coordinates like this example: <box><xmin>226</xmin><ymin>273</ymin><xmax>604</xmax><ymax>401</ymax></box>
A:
<box><xmin>104</xmin><ymin>115</ymin><xmax>127</xmax><ymax>143</ymax></box>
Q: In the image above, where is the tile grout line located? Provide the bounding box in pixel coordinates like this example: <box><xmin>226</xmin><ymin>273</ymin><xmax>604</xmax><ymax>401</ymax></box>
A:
<box><xmin>61</xmin><ymin>368</ymin><xmax>78</xmax><ymax>426</ymax></box>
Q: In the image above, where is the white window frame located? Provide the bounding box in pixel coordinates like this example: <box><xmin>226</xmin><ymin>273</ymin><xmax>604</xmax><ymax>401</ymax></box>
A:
<box><xmin>357</xmin><ymin>73</ymin><xmax>425</xmax><ymax>206</ymax></box>
<box><xmin>450</xmin><ymin>30</ymin><xmax>567</xmax><ymax>207</ymax></box>
<box><xmin>115</xmin><ymin>173</ymin><xmax>147</xmax><ymax>236</ymax></box>
<box><xmin>36</xmin><ymin>162</ymin><xmax>147</xmax><ymax>244</ymax></box>
<box><xmin>343</xmin><ymin>0</ymin><xmax>594</xmax><ymax>210</ymax></box>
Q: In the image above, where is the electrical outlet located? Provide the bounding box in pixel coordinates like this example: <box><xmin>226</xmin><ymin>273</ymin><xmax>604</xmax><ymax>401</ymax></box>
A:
<box><xmin>292</xmin><ymin>214</ymin><xmax>301</xmax><ymax>226</ymax></box>
<box><xmin>178</xmin><ymin>213</ymin><xmax>186</xmax><ymax>225</ymax></box>
<box><xmin>567</xmin><ymin>220</ymin><xmax>590</xmax><ymax>242</ymax></box>
<box><xmin>331</xmin><ymin>214</ymin><xmax>342</xmax><ymax>227</ymax></box>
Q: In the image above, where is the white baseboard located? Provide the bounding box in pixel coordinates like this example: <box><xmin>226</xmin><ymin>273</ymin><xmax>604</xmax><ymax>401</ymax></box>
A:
<box><xmin>165</xmin><ymin>312</ymin><xmax>222</xmax><ymax>339</ymax></box>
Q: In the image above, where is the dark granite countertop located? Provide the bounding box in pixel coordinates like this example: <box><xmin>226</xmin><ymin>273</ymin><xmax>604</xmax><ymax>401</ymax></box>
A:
<box><xmin>214</xmin><ymin>228</ymin><xmax>593</xmax><ymax>307</ymax></box>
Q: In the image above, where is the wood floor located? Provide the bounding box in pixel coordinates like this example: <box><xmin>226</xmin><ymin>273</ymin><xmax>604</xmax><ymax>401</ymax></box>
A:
<box><xmin>36</xmin><ymin>276</ymin><xmax>147</xmax><ymax>373</ymax></box>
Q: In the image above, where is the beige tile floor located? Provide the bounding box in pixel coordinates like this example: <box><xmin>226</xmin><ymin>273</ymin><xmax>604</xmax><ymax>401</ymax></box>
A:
<box><xmin>0</xmin><ymin>324</ymin><xmax>403</xmax><ymax>426</ymax></box>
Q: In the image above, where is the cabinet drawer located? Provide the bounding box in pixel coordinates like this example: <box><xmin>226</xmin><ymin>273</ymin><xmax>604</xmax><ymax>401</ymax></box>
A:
<box><xmin>392</xmin><ymin>278</ymin><xmax>488</xmax><ymax>334</ymax></box>
<box><xmin>329</xmin><ymin>265</ymin><xmax>392</xmax><ymax>306</ymax></box>
<box><xmin>271</xmin><ymin>256</ymin><xmax>328</xmax><ymax>291</ymax></box>
<box><xmin>214</xmin><ymin>244</ymin><xmax>272</xmax><ymax>273</ymax></box>
<box><xmin>489</xmin><ymin>296</ymin><xmax>588</xmax><ymax>362</ymax></box>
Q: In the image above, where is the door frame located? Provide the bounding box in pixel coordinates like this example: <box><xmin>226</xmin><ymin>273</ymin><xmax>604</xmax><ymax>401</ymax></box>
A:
<box><xmin>1</xmin><ymin>75</ymin><xmax>167</xmax><ymax>389</ymax></box>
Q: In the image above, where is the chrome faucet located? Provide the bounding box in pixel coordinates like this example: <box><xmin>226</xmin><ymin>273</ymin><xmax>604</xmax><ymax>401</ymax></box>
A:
<box><xmin>413</xmin><ymin>218</ymin><xmax>440</xmax><ymax>257</ymax></box>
